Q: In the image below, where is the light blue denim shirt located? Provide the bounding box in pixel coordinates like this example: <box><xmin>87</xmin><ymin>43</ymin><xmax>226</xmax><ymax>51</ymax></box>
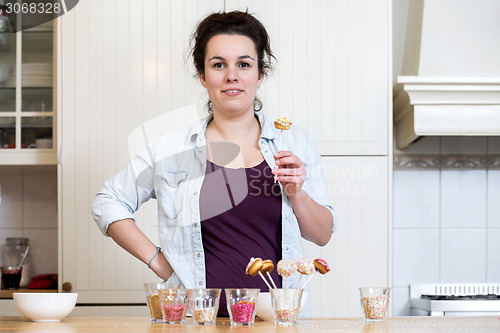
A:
<box><xmin>92</xmin><ymin>111</ymin><xmax>335</xmax><ymax>316</ymax></box>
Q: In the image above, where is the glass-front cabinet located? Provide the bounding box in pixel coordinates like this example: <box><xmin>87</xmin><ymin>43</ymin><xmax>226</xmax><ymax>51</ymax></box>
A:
<box><xmin>0</xmin><ymin>6</ymin><xmax>55</xmax><ymax>165</ymax></box>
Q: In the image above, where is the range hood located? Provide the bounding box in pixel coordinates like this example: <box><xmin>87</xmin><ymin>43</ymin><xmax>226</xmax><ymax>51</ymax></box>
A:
<box><xmin>393</xmin><ymin>76</ymin><xmax>500</xmax><ymax>149</ymax></box>
<box><xmin>393</xmin><ymin>0</ymin><xmax>500</xmax><ymax>149</ymax></box>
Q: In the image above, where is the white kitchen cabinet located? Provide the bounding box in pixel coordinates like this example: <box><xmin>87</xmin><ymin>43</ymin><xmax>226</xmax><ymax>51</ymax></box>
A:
<box><xmin>58</xmin><ymin>0</ymin><xmax>391</xmax><ymax>316</ymax></box>
<box><xmin>0</xmin><ymin>19</ymin><xmax>56</xmax><ymax>165</ymax></box>
<box><xmin>303</xmin><ymin>156</ymin><xmax>390</xmax><ymax>317</ymax></box>
<box><xmin>225</xmin><ymin>0</ymin><xmax>390</xmax><ymax>156</ymax></box>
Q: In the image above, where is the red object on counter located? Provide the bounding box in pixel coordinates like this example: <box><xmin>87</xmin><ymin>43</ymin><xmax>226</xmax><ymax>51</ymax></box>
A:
<box><xmin>4</xmin><ymin>143</ymin><xmax>28</xmax><ymax>149</ymax></box>
<box><xmin>27</xmin><ymin>274</ymin><xmax>58</xmax><ymax>290</ymax></box>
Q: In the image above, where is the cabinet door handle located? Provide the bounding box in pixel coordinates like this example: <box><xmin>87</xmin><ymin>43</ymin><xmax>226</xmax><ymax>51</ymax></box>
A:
<box><xmin>62</xmin><ymin>282</ymin><xmax>72</xmax><ymax>292</ymax></box>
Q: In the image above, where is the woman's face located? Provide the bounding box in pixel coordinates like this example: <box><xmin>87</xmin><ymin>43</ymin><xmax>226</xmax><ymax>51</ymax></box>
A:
<box><xmin>200</xmin><ymin>34</ymin><xmax>264</xmax><ymax>116</ymax></box>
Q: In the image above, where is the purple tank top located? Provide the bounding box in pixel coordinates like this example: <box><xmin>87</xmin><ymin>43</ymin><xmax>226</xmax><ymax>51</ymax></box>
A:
<box><xmin>200</xmin><ymin>159</ymin><xmax>283</xmax><ymax>316</ymax></box>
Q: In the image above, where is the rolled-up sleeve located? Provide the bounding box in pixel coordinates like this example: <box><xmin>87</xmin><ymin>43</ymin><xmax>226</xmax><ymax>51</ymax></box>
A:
<box><xmin>91</xmin><ymin>150</ymin><xmax>155</xmax><ymax>236</ymax></box>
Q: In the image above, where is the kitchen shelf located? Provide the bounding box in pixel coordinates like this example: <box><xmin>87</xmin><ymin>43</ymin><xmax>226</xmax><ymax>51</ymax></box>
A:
<box><xmin>0</xmin><ymin>124</ymin><xmax>52</xmax><ymax>129</ymax></box>
<box><xmin>0</xmin><ymin>289</ymin><xmax>57</xmax><ymax>299</ymax></box>
<box><xmin>1</xmin><ymin>87</ymin><xmax>52</xmax><ymax>92</ymax></box>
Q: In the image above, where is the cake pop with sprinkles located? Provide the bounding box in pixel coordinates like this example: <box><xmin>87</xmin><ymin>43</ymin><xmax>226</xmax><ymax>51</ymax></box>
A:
<box><xmin>277</xmin><ymin>259</ymin><xmax>297</xmax><ymax>288</ymax></box>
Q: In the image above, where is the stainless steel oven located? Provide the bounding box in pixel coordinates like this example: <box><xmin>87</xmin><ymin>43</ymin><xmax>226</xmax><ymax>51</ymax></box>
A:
<box><xmin>410</xmin><ymin>284</ymin><xmax>500</xmax><ymax>316</ymax></box>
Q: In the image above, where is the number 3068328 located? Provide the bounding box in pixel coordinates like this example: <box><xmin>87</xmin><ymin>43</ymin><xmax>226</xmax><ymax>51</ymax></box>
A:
<box><xmin>5</xmin><ymin>2</ymin><xmax>62</xmax><ymax>14</ymax></box>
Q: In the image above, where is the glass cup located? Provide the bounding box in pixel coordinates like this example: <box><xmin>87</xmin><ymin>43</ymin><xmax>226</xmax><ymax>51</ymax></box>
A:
<box><xmin>144</xmin><ymin>282</ymin><xmax>181</xmax><ymax>322</ymax></box>
<box><xmin>270</xmin><ymin>288</ymin><xmax>303</xmax><ymax>327</ymax></box>
<box><xmin>158</xmin><ymin>288</ymin><xmax>188</xmax><ymax>324</ymax></box>
<box><xmin>225</xmin><ymin>288</ymin><xmax>259</xmax><ymax>326</ymax></box>
<box><xmin>359</xmin><ymin>287</ymin><xmax>391</xmax><ymax>322</ymax></box>
<box><xmin>1</xmin><ymin>266</ymin><xmax>23</xmax><ymax>290</ymax></box>
<box><xmin>187</xmin><ymin>288</ymin><xmax>221</xmax><ymax>325</ymax></box>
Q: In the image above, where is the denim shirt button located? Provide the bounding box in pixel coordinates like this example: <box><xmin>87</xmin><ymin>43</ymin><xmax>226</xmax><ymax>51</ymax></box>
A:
<box><xmin>198</xmin><ymin>281</ymin><xmax>203</xmax><ymax>286</ymax></box>
<box><xmin>285</xmin><ymin>247</ymin><xmax>289</xmax><ymax>251</ymax></box>
<box><xmin>197</xmin><ymin>252</ymin><xmax>201</xmax><ymax>258</ymax></box>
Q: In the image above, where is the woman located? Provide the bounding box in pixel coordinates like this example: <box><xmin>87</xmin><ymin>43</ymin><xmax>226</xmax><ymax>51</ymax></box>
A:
<box><xmin>92</xmin><ymin>10</ymin><xmax>335</xmax><ymax>316</ymax></box>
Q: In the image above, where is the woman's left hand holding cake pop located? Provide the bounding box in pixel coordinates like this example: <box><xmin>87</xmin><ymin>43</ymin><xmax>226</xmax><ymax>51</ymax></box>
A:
<box><xmin>272</xmin><ymin>116</ymin><xmax>305</xmax><ymax>192</ymax></box>
<box><xmin>273</xmin><ymin>150</ymin><xmax>307</xmax><ymax>196</ymax></box>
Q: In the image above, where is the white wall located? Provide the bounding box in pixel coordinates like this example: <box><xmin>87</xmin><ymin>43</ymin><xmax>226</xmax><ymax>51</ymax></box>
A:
<box><xmin>418</xmin><ymin>0</ymin><xmax>500</xmax><ymax>76</ymax></box>
<box><xmin>394</xmin><ymin>0</ymin><xmax>500</xmax><ymax>77</ymax></box>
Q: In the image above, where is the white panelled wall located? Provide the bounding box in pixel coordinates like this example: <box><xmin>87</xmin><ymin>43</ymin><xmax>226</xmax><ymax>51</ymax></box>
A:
<box><xmin>58</xmin><ymin>0</ymin><xmax>392</xmax><ymax>316</ymax></box>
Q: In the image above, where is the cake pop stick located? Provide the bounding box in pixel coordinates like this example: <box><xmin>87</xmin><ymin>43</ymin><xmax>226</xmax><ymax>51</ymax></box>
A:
<box><xmin>266</xmin><ymin>272</ymin><xmax>277</xmax><ymax>289</ymax></box>
<box><xmin>258</xmin><ymin>271</ymin><xmax>273</xmax><ymax>291</ymax></box>
<box><xmin>274</xmin><ymin>117</ymin><xmax>292</xmax><ymax>183</ymax></box>
<box><xmin>300</xmin><ymin>272</ymin><xmax>315</xmax><ymax>290</ymax></box>
<box><xmin>278</xmin><ymin>129</ymin><xmax>283</xmax><ymax>151</ymax></box>
<box><xmin>300</xmin><ymin>258</ymin><xmax>331</xmax><ymax>289</ymax></box>
<box><xmin>261</xmin><ymin>259</ymin><xmax>278</xmax><ymax>289</ymax></box>
<box><xmin>295</xmin><ymin>258</ymin><xmax>315</xmax><ymax>289</ymax></box>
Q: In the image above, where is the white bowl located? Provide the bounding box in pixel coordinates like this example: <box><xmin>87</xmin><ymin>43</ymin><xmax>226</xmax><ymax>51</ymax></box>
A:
<box><xmin>256</xmin><ymin>291</ymin><xmax>308</xmax><ymax>321</ymax></box>
<box><xmin>13</xmin><ymin>293</ymin><xmax>78</xmax><ymax>322</ymax></box>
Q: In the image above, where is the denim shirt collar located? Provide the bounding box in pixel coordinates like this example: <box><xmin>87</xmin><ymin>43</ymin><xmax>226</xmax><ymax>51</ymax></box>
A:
<box><xmin>188</xmin><ymin>111</ymin><xmax>280</xmax><ymax>144</ymax></box>
<box><xmin>256</xmin><ymin>111</ymin><xmax>281</xmax><ymax>141</ymax></box>
<box><xmin>188</xmin><ymin>114</ymin><xmax>211</xmax><ymax>146</ymax></box>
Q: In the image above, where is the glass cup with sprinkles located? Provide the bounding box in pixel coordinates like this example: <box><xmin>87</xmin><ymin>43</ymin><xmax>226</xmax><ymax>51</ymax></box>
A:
<box><xmin>187</xmin><ymin>288</ymin><xmax>221</xmax><ymax>325</ymax></box>
<box><xmin>359</xmin><ymin>287</ymin><xmax>391</xmax><ymax>323</ymax></box>
<box><xmin>144</xmin><ymin>282</ymin><xmax>181</xmax><ymax>322</ymax></box>
<box><xmin>270</xmin><ymin>288</ymin><xmax>303</xmax><ymax>327</ymax></box>
<box><xmin>158</xmin><ymin>288</ymin><xmax>189</xmax><ymax>324</ymax></box>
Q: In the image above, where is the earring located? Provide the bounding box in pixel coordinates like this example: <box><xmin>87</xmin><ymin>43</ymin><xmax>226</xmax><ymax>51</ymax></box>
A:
<box><xmin>208</xmin><ymin>100</ymin><xmax>213</xmax><ymax>112</ymax></box>
<box><xmin>254</xmin><ymin>98</ymin><xmax>262</xmax><ymax>112</ymax></box>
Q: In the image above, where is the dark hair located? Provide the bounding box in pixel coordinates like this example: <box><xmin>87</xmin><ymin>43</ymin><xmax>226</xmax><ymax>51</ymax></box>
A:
<box><xmin>191</xmin><ymin>10</ymin><xmax>275</xmax><ymax>77</ymax></box>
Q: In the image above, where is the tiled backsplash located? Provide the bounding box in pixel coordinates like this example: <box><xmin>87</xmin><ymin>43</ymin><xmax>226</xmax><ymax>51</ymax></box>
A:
<box><xmin>0</xmin><ymin>165</ymin><xmax>58</xmax><ymax>283</ymax></box>
<box><xmin>392</xmin><ymin>136</ymin><xmax>500</xmax><ymax>315</ymax></box>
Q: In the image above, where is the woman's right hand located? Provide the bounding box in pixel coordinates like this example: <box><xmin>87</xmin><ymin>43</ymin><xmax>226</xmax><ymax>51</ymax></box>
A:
<box><xmin>148</xmin><ymin>250</ymin><xmax>174</xmax><ymax>281</ymax></box>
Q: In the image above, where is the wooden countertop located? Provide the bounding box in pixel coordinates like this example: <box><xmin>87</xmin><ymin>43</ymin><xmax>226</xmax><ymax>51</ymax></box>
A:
<box><xmin>0</xmin><ymin>316</ymin><xmax>500</xmax><ymax>332</ymax></box>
